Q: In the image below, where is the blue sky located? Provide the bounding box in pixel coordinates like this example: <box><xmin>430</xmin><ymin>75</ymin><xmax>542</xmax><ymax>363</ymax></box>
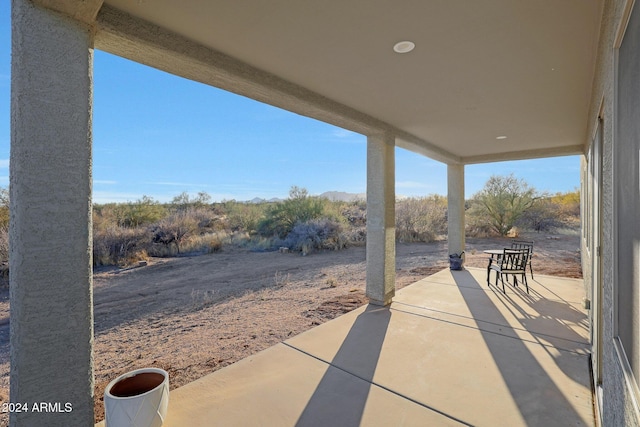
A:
<box><xmin>0</xmin><ymin>4</ymin><xmax>580</xmax><ymax>204</ymax></box>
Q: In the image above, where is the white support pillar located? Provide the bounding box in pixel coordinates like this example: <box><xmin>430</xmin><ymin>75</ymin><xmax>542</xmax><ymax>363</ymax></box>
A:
<box><xmin>447</xmin><ymin>164</ymin><xmax>465</xmax><ymax>260</ymax></box>
<box><xmin>366</xmin><ymin>133</ymin><xmax>395</xmax><ymax>306</ymax></box>
<box><xmin>10</xmin><ymin>1</ymin><xmax>94</xmax><ymax>425</ymax></box>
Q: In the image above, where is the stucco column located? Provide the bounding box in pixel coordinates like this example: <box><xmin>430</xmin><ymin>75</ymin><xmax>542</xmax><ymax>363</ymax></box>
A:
<box><xmin>366</xmin><ymin>133</ymin><xmax>395</xmax><ymax>306</ymax></box>
<box><xmin>447</xmin><ymin>164</ymin><xmax>465</xmax><ymax>260</ymax></box>
<box><xmin>10</xmin><ymin>1</ymin><xmax>94</xmax><ymax>425</ymax></box>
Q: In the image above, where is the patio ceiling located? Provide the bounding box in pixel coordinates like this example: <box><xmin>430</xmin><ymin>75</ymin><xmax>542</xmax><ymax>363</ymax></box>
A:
<box><xmin>97</xmin><ymin>0</ymin><xmax>603</xmax><ymax>164</ymax></box>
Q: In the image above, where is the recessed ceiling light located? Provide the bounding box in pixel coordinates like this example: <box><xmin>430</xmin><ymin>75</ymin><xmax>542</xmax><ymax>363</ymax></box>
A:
<box><xmin>393</xmin><ymin>41</ymin><xmax>415</xmax><ymax>54</ymax></box>
<box><xmin>496</xmin><ymin>136</ymin><xmax>508</xmax><ymax>140</ymax></box>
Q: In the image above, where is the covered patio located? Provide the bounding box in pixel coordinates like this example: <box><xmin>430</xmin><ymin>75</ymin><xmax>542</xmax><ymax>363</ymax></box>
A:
<box><xmin>97</xmin><ymin>268</ymin><xmax>592</xmax><ymax>426</ymax></box>
<box><xmin>10</xmin><ymin>1</ymin><xmax>613</xmax><ymax>425</ymax></box>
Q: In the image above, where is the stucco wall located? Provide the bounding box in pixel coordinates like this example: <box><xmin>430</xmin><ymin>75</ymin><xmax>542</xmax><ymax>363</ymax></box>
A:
<box><xmin>585</xmin><ymin>0</ymin><xmax>640</xmax><ymax>425</ymax></box>
<box><xmin>616</xmin><ymin>0</ymin><xmax>640</xmax><ymax>388</ymax></box>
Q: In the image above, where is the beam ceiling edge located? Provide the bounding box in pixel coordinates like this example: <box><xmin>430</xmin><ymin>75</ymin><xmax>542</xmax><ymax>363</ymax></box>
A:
<box><xmin>462</xmin><ymin>144</ymin><xmax>586</xmax><ymax>165</ymax></box>
<box><xmin>33</xmin><ymin>0</ymin><xmax>103</xmax><ymax>25</ymax></box>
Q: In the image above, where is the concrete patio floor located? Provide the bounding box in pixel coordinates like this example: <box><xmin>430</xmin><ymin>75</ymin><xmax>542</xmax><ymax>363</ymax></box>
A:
<box><xmin>100</xmin><ymin>267</ymin><xmax>594</xmax><ymax>426</ymax></box>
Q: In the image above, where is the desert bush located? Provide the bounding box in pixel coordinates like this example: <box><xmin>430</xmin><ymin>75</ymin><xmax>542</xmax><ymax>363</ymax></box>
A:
<box><xmin>468</xmin><ymin>174</ymin><xmax>537</xmax><ymax>236</ymax></box>
<box><xmin>125</xmin><ymin>196</ymin><xmax>167</xmax><ymax>227</ymax></box>
<box><xmin>150</xmin><ymin>211</ymin><xmax>199</xmax><ymax>255</ymax></box>
<box><xmin>465</xmin><ymin>200</ymin><xmax>496</xmax><ymax>237</ymax></box>
<box><xmin>0</xmin><ymin>189</ymin><xmax>9</xmax><ymax>282</ymax></box>
<box><xmin>93</xmin><ymin>226</ymin><xmax>150</xmax><ymax>266</ymax></box>
<box><xmin>517</xmin><ymin>197</ymin><xmax>561</xmax><ymax>232</ymax></box>
<box><xmin>0</xmin><ymin>226</ymin><xmax>8</xmax><ymax>264</ymax></box>
<box><xmin>340</xmin><ymin>201</ymin><xmax>367</xmax><ymax>227</ymax></box>
<box><xmin>549</xmin><ymin>190</ymin><xmax>581</xmax><ymax>228</ymax></box>
<box><xmin>549</xmin><ymin>190</ymin><xmax>580</xmax><ymax>216</ymax></box>
<box><xmin>342</xmin><ymin>226</ymin><xmax>367</xmax><ymax>246</ymax></box>
<box><xmin>258</xmin><ymin>186</ymin><xmax>332</xmax><ymax>238</ymax></box>
<box><xmin>223</xmin><ymin>200</ymin><xmax>267</xmax><ymax>233</ymax></box>
<box><xmin>0</xmin><ymin>227</ymin><xmax>7</xmax><ymax>286</ymax></box>
<box><xmin>0</xmin><ymin>187</ymin><xmax>9</xmax><ymax>230</ymax></box>
<box><xmin>281</xmin><ymin>218</ymin><xmax>346</xmax><ymax>254</ymax></box>
<box><xmin>247</xmin><ymin>236</ymin><xmax>276</xmax><ymax>251</ymax></box>
<box><xmin>171</xmin><ymin>191</ymin><xmax>212</xmax><ymax>211</ymax></box>
<box><xmin>395</xmin><ymin>195</ymin><xmax>447</xmax><ymax>242</ymax></box>
<box><xmin>186</xmin><ymin>232</ymin><xmax>225</xmax><ymax>254</ymax></box>
<box><xmin>517</xmin><ymin>190</ymin><xmax>581</xmax><ymax>232</ymax></box>
<box><xmin>95</xmin><ymin>196</ymin><xmax>167</xmax><ymax>229</ymax></box>
<box><xmin>184</xmin><ymin>207</ymin><xmax>227</xmax><ymax>232</ymax></box>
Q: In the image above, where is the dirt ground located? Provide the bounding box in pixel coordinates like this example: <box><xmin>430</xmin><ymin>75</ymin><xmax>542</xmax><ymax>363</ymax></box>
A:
<box><xmin>0</xmin><ymin>232</ymin><xmax>582</xmax><ymax>424</ymax></box>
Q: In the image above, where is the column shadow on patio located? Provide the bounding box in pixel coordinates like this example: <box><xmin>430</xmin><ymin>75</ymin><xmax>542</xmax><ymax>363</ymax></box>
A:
<box><xmin>294</xmin><ymin>304</ymin><xmax>390</xmax><ymax>426</ymax></box>
<box><xmin>451</xmin><ymin>269</ymin><xmax>591</xmax><ymax>425</ymax></box>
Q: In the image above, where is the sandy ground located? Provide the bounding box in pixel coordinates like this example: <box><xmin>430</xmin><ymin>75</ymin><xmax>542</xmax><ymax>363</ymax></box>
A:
<box><xmin>0</xmin><ymin>232</ymin><xmax>582</xmax><ymax>424</ymax></box>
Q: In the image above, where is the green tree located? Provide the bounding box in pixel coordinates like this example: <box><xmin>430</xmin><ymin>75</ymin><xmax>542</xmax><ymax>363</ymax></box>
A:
<box><xmin>469</xmin><ymin>174</ymin><xmax>537</xmax><ymax>236</ymax></box>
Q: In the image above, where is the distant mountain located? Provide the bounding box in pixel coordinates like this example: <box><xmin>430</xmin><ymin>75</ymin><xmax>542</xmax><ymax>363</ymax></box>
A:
<box><xmin>246</xmin><ymin>192</ymin><xmax>364</xmax><ymax>204</ymax></box>
<box><xmin>245</xmin><ymin>192</ymin><xmax>412</xmax><ymax>204</ymax></box>
<box><xmin>319</xmin><ymin>191</ymin><xmax>366</xmax><ymax>202</ymax></box>
<box><xmin>247</xmin><ymin>197</ymin><xmax>283</xmax><ymax>204</ymax></box>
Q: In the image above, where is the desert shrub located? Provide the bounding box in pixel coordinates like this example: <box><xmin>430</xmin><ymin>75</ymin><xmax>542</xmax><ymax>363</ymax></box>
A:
<box><xmin>93</xmin><ymin>226</ymin><xmax>150</xmax><ymax>266</ymax></box>
<box><xmin>0</xmin><ymin>189</ymin><xmax>9</xmax><ymax>283</ymax></box>
<box><xmin>281</xmin><ymin>218</ymin><xmax>346</xmax><ymax>254</ymax></box>
<box><xmin>465</xmin><ymin>199</ymin><xmax>497</xmax><ymax>237</ymax></box>
<box><xmin>171</xmin><ymin>191</ymin><xmax>212</xmax><ymax>211</ymax></box>
<box><xmin>149</xmin><ymin>211</ymin><xmax>199</xmax><ymax>255</ymax></box>
<box><xmin>0</xmin><ymin>226</ymin><xmax>8</xmax><ymax>264</ymax></box>
<box><xmin>185</xmin><ymin>207</ymin><xmax>227</xmax><ymax>232</ymax></box>
<box><xmin>0</xmin><ymin>187</ymin><xmax>9</xmax><ymax>230</ymax></box>
<box><xmin>517</xmin><ymin>197</ymin><xmax>562</xmax><ymax>232</ymax></box>
<box><xmin>517</xmin><ymin>190</ymin><xmax>581</xmax><ymax>232</ymax></box>
<box><xmin>258</xmin><ymin>186</ymin><xmax>332</xmax><ymax>238</ymax></box>
<box><xmin>151</xmin><ymin>232</ymin><xmax>225</xmax><ymax>257</ymax></box>
<box><xmin>468</xmin><ymin>174</ymin><xmax>537</xmax><ymax>236</ymax></box>
<box><xmin>320</xmin><ymin>199</ymin><xmax>349</xmax><ymax>224</ymax></box>
<box><xmin>549</xmin><ymin>190</ymin><xmax>581</xmax><ymax>228</ymax></box>
<box><xmin>228</xmin><ymin>231</ymin><xmax>251</xmax><ymax>246</ymax></box>
<box><xmin>342</xmin><ymin>226</ymin><xmax>367</xmax><ymax>246</ymax></box>
<box><xmin>187</xmin><ymin>232</ymin><xmax>226</xmax><ymax>254</ymax></box>
<box><xmin>341</xmin><ymin>201</ymin><xmax>367</xmax><ymax>227</ymax></box>
<box><xmin>224</xmin><ymin>200</ymin><xmax>267</xmax><ymax>233</ymax></box>
<box><xmin>247</xmin><ymin>236</ymin><xmax>276</xmax><ymax>251</ymax></box>
<box><xmin>95</xmin><ymin>196</ymin><xmax>167</xmax><ymax>229</ymax></box>
<box><xmin>549</xmin><ymin>190</ymin><xmax>580</xmax><ymax>216</ymax></box>
<box><xmin>395</xmin><ymin>195</ymin><xmax>447</xmax><ymax>242</ymax></box>
<box><xmin>0</xmin><ymin>226</ymin><xmax>7</xmax><ymax>286</ymax></box>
